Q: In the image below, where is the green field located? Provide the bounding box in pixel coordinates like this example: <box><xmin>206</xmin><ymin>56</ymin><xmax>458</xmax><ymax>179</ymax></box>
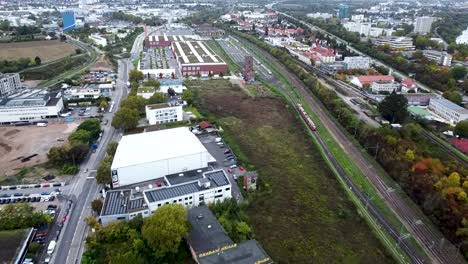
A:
<box><xmin>191</xmin><ymin>79</ymin><xmax>393</xmax><ymax>263</ymax></box>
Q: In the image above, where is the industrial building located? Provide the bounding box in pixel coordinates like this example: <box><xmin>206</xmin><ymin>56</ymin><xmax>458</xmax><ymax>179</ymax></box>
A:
<box><xmin>145</xmin><ymin>102</ymin><xmax>183</xmax><ymax>125</ymax></box>
<box><xmin>100</xmin><ymin>170</ymin><xmax>232</xmax><ymax>226</ymax></box>
<box><xmin>428</xmin><ymin>98</ymin><xmax>468</xmax><ymax>124</ymax></box>
<box><xmin>146</xmin><ymin>35</ymin><xmax>186</xmax><ymax>47</ymax></box>
<box><xmin>0</xmin><ymin>73</ymin><xmax>22</xmax><ymax>97</ymax></box>
<box><xmin>422</xmin><ymin>50</ymin><xmax>452</xmax><ymax>66</ymax></box>
<box><xmin>172</xmin><ymin>41</ymin><xmax>228</xmax><ymax>76</ymax></box>
<box><xmin>187</xmin><ymin>206</ymin><xmax>272</xmax><ymax>264</ymax></box>
<box><xmin>0</xmin><ymin>89</ymin><xmax>64</xmax><ymax>124</ymax></box>
<box><xmin>110</xmin><ymin>127</ymin><xmax>216</xmax><ymax>188</ymax></box>
<box><xmin>374</xmin><ymin>36</ymin><xmax>415</xmax><ymax>51</ymax></box>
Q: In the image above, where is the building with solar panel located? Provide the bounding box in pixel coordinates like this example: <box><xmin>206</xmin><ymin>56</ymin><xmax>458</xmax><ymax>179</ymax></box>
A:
<box><xmin>99</xmin><ymin>170</ymin><xmax>232</xmax><ymax>226</ymax></box>
<box><xmin>0</xmin><ymin>89</ymin><xmax>64</xmax><ymax>124</ymax></box>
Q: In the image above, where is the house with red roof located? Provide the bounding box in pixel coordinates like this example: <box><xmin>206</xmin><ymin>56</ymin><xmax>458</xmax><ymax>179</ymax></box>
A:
<box><xmin>351</xmin><ymin>75</ymin><xmax>395</xmax><ymax>88</ymax></box>
<box><xmin>401</xmin><ymin>78</ymin><xmax>417</xmax><ymax>93</ymax></box>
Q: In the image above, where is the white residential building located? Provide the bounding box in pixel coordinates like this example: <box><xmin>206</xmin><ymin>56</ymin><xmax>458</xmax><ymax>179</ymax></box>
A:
<box><xmin>0</xmin><ymin>73</ymin><xmax>22</xmax><ymax>97</ymax></box>
<box><xmin>371</xmin><ymin>82</ymin><xmax>400</xmax><ymax>93</ymax></box>
<box><xmin>351</xmin><ymin>14</ymin><xmax>365</xmax><ymax>22</ymax></box>
<box><xmin>375</xmin><ymin>36</ymin><xmax>415</xmax><ymax>50</ymax></box>
<box><xmin>422</xmin><ymin>50</ymin><xmax>452</xmax><ymax>66</ymax></box>
<box><xmin>63</xmin><ymin>86</ymin><xmax>101</xmax><ymax>99</ymax></box>
<box><xmin>145</xmin><ymin>103</ymin><xmax>183</xmax><ymax>125</ymax></box>
<box><xmin>110</xmin><ymin>127</ymin><xmax>216</xmax><ymax>188</ymax></box>
<box><xmin>307</xmin><ymin>13</ymin><xmax>333</xmax><ymax>19</ymax></box>
<box><xmin>414</xmin><ymin>17</ymin><xmax>436</xmax><ymax>34</ymax></box>
<box><xmin>0</xmin><ymin>89</ymin><xmax>64</xmax><ymax>123</ymax></box>
<box><xmin>428</xmin><ymin>98</ymin><xmax>468</xmax><ymax>124</ymax></box>
<box><xmin>343</xmin><ymin>56</ymin><xmax>370</xmax><ymax>70</ymax></box>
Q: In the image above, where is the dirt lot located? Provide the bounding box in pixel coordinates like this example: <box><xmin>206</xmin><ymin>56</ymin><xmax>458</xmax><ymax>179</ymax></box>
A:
<box><xmin>0</xmin><ymin>122</ymin><xmax>79</xmax><ymax>177</ymax></box>
<box><xmin>0</xmin><ymin>40</ymin><xmax>76</xmax><ymax>63</ymax></box>
<box><xmin>90</xmin><ymin>54</ymin><xmax>115</xmax><ymax>72</ymax></box>
<box><xmin>193</xmin><ymin>80</ymin><xmax>393</xmax><ymax>263</ymax></box>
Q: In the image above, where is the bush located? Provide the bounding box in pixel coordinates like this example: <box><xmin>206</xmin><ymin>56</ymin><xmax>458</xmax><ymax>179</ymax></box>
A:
<box><xmin>61</xmin><ymin>164</ymin><xmax>79</xmax><ymax>175</ymax></box>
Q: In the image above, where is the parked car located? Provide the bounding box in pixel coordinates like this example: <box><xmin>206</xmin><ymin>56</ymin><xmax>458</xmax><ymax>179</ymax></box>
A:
<box><xmin>9</xmin><ymin>186</ymin><xmax>17</xmax><ymax>190</ymax></box>
<box><xmin>34</xmin><ymin>184</ymin><xmax>41</xmax><ymax>188</ymax></box>
<box><xmin>42</xmin><ymin>184</ymin><xmax>50</xmax><ymax>188</ymax></box>
<box><xmin>47</xmin><ymin>204</ymin><xmax>58</xmax><ymax>209</ymax></box>
<box><xmin>13</xmin><ymin>193</ymin><xmax>22</xmax><ymax>197</ymax></box>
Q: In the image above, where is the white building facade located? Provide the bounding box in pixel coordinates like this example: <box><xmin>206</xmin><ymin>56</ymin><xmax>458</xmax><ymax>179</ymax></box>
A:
<box><xmin>428</xmin><ymin>98</ymin><xmax>468</xmax><ymax>124</ymax></box>
<box><xmin>422</xmin><ymin>50</ymin><xmax>452</xmax><ymax>66</ymax></box>
<box><xmin>370</xmin><ymin>82</ymin><xmax>400</xmax><ymax>93</ymax></box>
<box><xmin>0</xmin><ymin>73</ymin><xmax>22</xmax><ymax>97</ymax></box>
<box><xmin>414</xmin><ymin>17</ymin><xmax>436</xmax><ymax>34</ymax></box>
<box><xmin>343</xmin><ymin>56</ymin><xmax>370</xmax><ymax>70</ymax></box>
<box><xmin>145</xmin><ymin>103</ymin><xmax>183</xmax><ymax>125</ymax></box>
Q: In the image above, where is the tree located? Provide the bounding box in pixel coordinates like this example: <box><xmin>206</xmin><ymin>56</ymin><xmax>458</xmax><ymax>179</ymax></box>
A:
<box><xmin>378</xmin><ymin>91</ymin><xmax>408</xmax><ymax>123</ymax></box>
<box><xmin>106</xmin><ymin>141</ymin><xmax>118</xmax><ymax>157</ymax></box>
<box><xmin>60</xmin><ymin>34</ymin><xmax>67</xmax><ymax>41</ymax></box>
<box><xmin>120</xmin><ymin>95</ymin><xmax>147</xmax><ymax>112</ymax></box>
<box><xmin>405</xmin><ymin>149</ymin><xmax>415</xmax><ymax>162</ymax></box>
<box><xmin>455</xmin><ymin>120</ymin><xmax>468</xmax><ymax>138</ymax></box>
<box><xmin>167</xmin><ymin>88</ymin><xmax>176</xmax><ymax>96</ymax></box>
<box><xmin>68</xmin><ymin>129</ymin><xmax>91</xmax><ymax>144</ymax></box>
<box><xmin>34</xmin><ymin>56</ymin><xmax>41</xmax><ymax>65</ymax></box>
<box><xmin>99</xmin><ymin>100</ymin><xmax>109</xmax><ymax>110</ymax></box>
<box><xmin>181</xmin><ymin>89</ymin><xmax>193</xmax><ymax>105</ymax></box>
<box><xmin>96</xmin><ymin>156</ymin><xmax>112</xmax><ymax>185</ymax></box>
<box><xmin>142</xmin><ymin>204</ymin><xmax>189</xmax><ymax>257</ymax></box>
<box><xmin>412</xmin><ymin>50</ymin><xmax>423</xmax><ymax>60</ymax></box>
<box><xmin>91</xmin><ymin>199</ymin><xmax>103</xmax><ymax>215</ymax></box>
<box><xmin>129</xmin><ymin>69</ymin><xmax>144</xmax><ymax>83</ymax></box>
<box><xmin>148</xmin><ymin>92</ymin><xmax>166</xmax><ymax>104</ymax></box>
<box><xmin>112</xmin><ymin>108</ymin><xmax>139</xmax><ymax>131</ymax></box>
<box><xmin>451</xmin><ymin>66</ymin><xmax>467</xmax><ymax>80</ymax></box>
<box><xmin>77</xmin><ymin>119</ymin><xmax>102</xmax><ymax>140</ymax></box>
<box><xmin>443</xmin><ymin>90</ymin><xmax>462</xmax><ymax>104</ymax></box>
<box><xmin>144</xmin><ymin>78</ymin><xmax>160</xmax><ymax>90</ymax></box>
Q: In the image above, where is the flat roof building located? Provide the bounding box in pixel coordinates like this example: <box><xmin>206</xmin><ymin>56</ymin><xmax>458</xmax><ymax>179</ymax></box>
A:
<box><xmin>374</xmin><ymin>36</ymin><xmax>415</xmax><ymax>51</ymax></box>
<box><xmin>111</xmin><ymin>127</ymin><xmax>216</xmax><ymax>188</ymax></box>
<box><xmin>172</xmin><ymin>41</ymin><xmax>228</xmax><ymax>76</ymax></box>
<box><xmin>187</xmin><ymin>206</ymin><xmax>272</xmax><ymax>264</ymax></box>
<box><xmin>145</xmin><ymin>102</ymin><xmax>183</xmax><ymax>125</ymax></box>
<box><xmin>0</xmin><ymin>89</ymin><xmax>64</xmax><ymax>124</ymax></box>
<box><xmin>422</xmin><ymin>50</ymin><xmax>452</xmax><ymax>66</ymax></box>
<box><xmin>100</xmin><ymin>189</ymin><xmax>150</xmax><ymax>226</ymax></box>
<box><xmin>428</xmin><ymin>98</ymin><xmax>468</xmax><ymax>124</ymax></box>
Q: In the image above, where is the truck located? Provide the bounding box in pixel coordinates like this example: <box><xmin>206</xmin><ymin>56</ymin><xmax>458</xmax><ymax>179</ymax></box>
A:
<box><xmin>47</xmin><ymin>240</ymin><xmax>56</xmax><ymax>255</ymax></box>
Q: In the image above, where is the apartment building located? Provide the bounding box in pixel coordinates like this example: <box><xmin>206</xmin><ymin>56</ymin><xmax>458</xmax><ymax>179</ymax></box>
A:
<box><xmin>375</xmin><ymin>36</ymin><xmax>415</xmax><ymax>51</ymax></box>
<box><xmin>0</xmin><ymin>73</ymin><xmax>22</xmax><ymax>97</ymax></box>
<box><xmin>145</xmin><ymin>103</ymin><xmax>183</xmax><ymax>125</ymax></box>
<box><xmin>428</xmin><ymin>98</ymin><xmax>468</xmax><ymax>124</ymax></box>
<box><xmin>414</xmin><ymin>17</ymin><xmax>436</xmax><ymax>34</ymax></box>
<box><xmin>422</xmin><ymin>50</ymin><xmax>452</xmax><ymax>66</ymax></box>
<box><xmin>343</xmin><ymin>56</ymin><xmax>370</xmax><ymax>70</ymax></box>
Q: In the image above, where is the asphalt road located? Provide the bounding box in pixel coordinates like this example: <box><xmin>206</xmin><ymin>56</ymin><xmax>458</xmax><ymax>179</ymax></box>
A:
<box><xmin>228</xmin><ymin>34</ymin><xmax>465</xmax><ymax>263</ymax></box>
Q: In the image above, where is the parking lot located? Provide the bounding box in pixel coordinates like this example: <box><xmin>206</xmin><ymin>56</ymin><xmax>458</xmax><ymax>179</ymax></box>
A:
<box><xmin>197</xmin><ymin>133</ymin><xmax>245</xmax><ymax>201</ymax></box>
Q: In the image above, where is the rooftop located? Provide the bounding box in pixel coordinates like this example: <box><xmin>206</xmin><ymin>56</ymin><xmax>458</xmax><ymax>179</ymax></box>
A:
<box><xmin>357</xmin><ymin>75</ymin><xmax>394</xmax><ymax>84</ymax></box>
<box><xmin>101</xmin><ymin>189</ymin><xmax>147</xmax><ymax>216</ymax></box>
<box><xmin>111</xmin><ymin>127</ymin><xmax>214</xmax><ymax>169</ymax></box>
<box><xmin>146</xmin><ymin>102</ymin><xmax>181</xmax><ymax>110</ymax></box>
<box><xmin>199</xmin><ymin>239</ymin><xmax>273</xmax><ymax>264</ymax></box>
<box><xmin>0</xmin><ymin>89</ymin><xmax>61</xmax><ymax>108</ymax></box>
<box><xmin>187</xmin><ymin>205</ymin><xmax>233</xmax><ymax>254</ymax></box>
<box><xmin>431</xmin><ymin>98</ymin><xmax>468</xmax><ymax>114</ymax></box>
<box><xmin>173</xmin><ymin>41</ymin><xmax>225</xmax><ymax>65</ymax></box>
<box><xmin>144</xmin><ymin>170</ymin><xmax>230</xmax><ymax>203</ymax></box>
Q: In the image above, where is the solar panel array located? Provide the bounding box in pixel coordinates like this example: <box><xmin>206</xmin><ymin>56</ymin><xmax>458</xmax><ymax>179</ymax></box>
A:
<box><xmin>207</xmin><ymin>170</ymin><xmax>229</xmax><ymax>186</ymax></box>
<box><xmin>146</xmin><ymin>183</ymin><xmax>200</xmax><ymax>203</ymax></box>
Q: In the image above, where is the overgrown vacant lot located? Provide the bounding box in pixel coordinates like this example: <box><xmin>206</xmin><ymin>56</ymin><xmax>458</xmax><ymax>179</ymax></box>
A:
<box><xmin>0</xmin><ymin>40</ymin><xmax>76</xmax><ymax>62</ymax></box>
<box><xmin>193</xmin><ymin>80</ymin><xmax>393</xmax><ymax>263</ymax></box>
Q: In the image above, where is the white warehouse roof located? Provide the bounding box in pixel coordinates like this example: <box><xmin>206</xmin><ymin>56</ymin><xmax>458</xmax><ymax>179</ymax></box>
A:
<box><xmin>111</xmin><ymin>127</ymin><xmax>215</xmax><ymax>169</ymax></box>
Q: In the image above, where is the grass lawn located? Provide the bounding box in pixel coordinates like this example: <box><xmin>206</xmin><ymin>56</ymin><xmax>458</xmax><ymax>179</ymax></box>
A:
<box><xmin>184</xmin><ymin>105</ymin><xmax>204</xmax><ymax>118</ymax></box>
<box><xmin>0</xmin><ymin>40</ymin><xmax>76</xmax><ymax>63</ymax></box>
<box><xmin>192</xmin><ymin>79</ymin><xmax>393</xmax><ymax>263</ymax></box>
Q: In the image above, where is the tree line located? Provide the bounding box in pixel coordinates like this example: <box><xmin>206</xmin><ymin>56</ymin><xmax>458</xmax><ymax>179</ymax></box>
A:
<box><xmin>0</xmin><ymin>203</ymin><xmax>51</xmax><ymax>231</ymax></box>
<box><xmin>47</xmin><ymin>119</ymin><xmax>101</xmax><ymax>174</ymax></box>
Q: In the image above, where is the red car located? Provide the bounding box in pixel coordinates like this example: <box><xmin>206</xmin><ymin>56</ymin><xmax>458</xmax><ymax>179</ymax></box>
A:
<box><xmin>61</xmin><ymin>216</ymin><xmax>67</xmax><ymax>223</ymax></box>
<box><xmin>239</xmin><ymin>166</ymin><xmax>245</xmax><ymax>171</ymax></box>
<box><xmin>42</xmin><ymin>184</ymin><xmax>50</xmax><ymax>188</ymax></box>
<box><xmin>156</xmin><ymin>181</ymin><xmax>162</xmax><ymax>187</ymax></box>
<box><xmin>224</xmin><ymin>148</ymin><xmax>231</xmax><ymax>153</ymax></box>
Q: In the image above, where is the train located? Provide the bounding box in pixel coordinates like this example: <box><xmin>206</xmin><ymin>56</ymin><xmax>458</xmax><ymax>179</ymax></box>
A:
<box><xmin>296</xmin><ymin>103</ymin><xmax>317</xmax><ymax>131</ymax></box>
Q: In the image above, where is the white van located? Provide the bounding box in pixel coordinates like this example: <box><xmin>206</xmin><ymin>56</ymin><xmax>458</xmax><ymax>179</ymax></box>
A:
<box><xmin>215</xmin><ymin>137</ymin><xmax>222</xmax><ymax>143</ymax></box>
<box><xmin>37</xmin><ymin>123</ymin><xmax>48</xmax><ymax>127</ymax></box>
<box><xmin>47</xmin><ymin>240</ymin><xmax>56</xmax><ymax>255</ymax></box>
